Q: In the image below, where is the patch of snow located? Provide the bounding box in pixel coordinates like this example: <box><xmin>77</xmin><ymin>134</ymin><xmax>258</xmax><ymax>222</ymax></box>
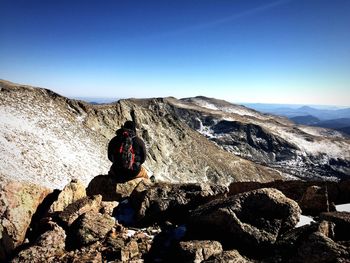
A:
<box><xmin>196</xmin><ymin>118</ymin><xmax>215</xmax><ymax>138</ymax></box>
<box><xmin>0</xmin><ymin>105</ymin><xmax>110</xmax><ymax>189</ymax></box>
<box><xmin>126</xmin><ymin>230</ymin><xmax>136</xmax><ymax>237</ymax></box>
<box><xmin>194</xmin><ymin>100</ymin><xmax>219</xmax><ymax>111</ymax></box>
<box><xmin>296</xmin><ymin>215</ymin><xmax>314</xmax><ymax>227</ymax></box>
<box><xmin>221</xmin><ymin>106</ymin><xmax>265</xmax><ymax>118</ymax></box>
<box><xmin>274</xmin><ymin>128</ymin><xmax>350</xmax><ymax>159</ymax></box>
<box><xmin>336</xmin><ymin>203</ymin><xmax>350</xmax><ymax>212</ymax></box>
<box><xmin>298</xmin><ymin>126</ymin><xmax>345</xmax><ymax>139</ymax></box>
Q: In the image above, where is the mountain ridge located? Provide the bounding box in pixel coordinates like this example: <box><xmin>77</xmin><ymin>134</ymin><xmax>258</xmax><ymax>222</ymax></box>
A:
<box><xmin>0</xmin><ymin>79</ymin><xmax>284</xmax><ymax>189</ymax></box>
<box><xmin>1</xmin><ymin>79</ymin><xmax>350</xmax><ymax>189</ymax></box>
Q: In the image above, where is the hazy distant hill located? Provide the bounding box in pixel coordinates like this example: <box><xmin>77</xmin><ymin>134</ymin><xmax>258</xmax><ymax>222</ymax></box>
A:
<box><xmin>290</xmin><ymin>115</ymin><xmax>320</xmax><ymax>125</ymax></box>
<box><xmin>244</xmin><ymin>103</ymin><xmax>350</xmax><ymax>121</ymax></box>
<box><xmin>290</xmin><ymin>115</ymin><xmax>350</xmax><ymax>135</ymax></box>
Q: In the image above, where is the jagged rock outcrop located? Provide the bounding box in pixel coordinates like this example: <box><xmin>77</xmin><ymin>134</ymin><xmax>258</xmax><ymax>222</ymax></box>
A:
<box><xmin>0</xmin><ymin>177</ymin><xmax>51</xmax><ymax>262</ymax></box>
<box><xmin>129</xmin><ymin>182</ymin><xmax>228</xmax><ymax>226</ymax></box>
<box><xmin>189</xmin><ymin>188</ymin><xmax>301</xmax><ymax>252</ymax></box>
<box><xmin>49</xmin><ymin>179</ymin><xmax>86</xmax><ymax>213</ymax></box>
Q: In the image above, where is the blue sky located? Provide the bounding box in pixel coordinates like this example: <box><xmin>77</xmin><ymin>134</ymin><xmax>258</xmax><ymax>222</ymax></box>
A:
<box><xmin>1</xmin><ymin>0</ymin><xmax>349</xmax><ymax>106</ymax></box>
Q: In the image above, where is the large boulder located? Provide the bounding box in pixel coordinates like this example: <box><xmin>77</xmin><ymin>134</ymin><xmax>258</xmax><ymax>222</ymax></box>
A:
<box><xmin>0</xmin><ymin>178</ymin><xmax>51</xmax><ymax>261</ymax></box>
<box><xmin>49</xmin><ymin>179</ymin><xmax>86</xmax><ymax>213</ymax></box>
<box><xmin>74</xmin><ymin>211</ymin><xmax>115</xmax><ymax>246</ymax></box>
<box><xmin>177</xmin><ymin>240</ymin><xmax>223</xmax><ymax>263</ymax></box>
<box><xmin>11</xmin><ymin>222</ymin><xmax>66</xmax><ymax>263</ymax></box>
<box><xmin>189</xmin><ymin>188</ymin><xmax>301</xmax><ymax>252</ymax></box>
<box><xmin>129</xmin><ymin>182</ymin><xmax>228</xmax><ymax>226</ymax></box>
<box><xmin>59</xmin><ymin>195</ymin><xmax>102</xmax><ymax>227</ymax></box>
<box><xmin>86</xmin><ymin>174</ymin><xmax>149</xmax><ymax>201</ymax></box>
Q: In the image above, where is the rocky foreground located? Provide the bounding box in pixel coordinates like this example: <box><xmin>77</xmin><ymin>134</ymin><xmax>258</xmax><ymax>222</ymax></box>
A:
<box><xmin>1</xmin><ymin>176</ymin><xmax>350</xmax><ymax>262</ymax></box>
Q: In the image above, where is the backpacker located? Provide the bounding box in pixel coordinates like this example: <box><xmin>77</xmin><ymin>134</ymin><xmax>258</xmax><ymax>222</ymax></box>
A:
<box><xmin>116</xmin><ymin>130</ymin><xmax>135</xmax><ymax>170</ymax></box>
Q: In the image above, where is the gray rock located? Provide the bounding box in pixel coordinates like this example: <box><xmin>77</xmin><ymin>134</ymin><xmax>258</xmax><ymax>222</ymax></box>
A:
<box><xmin>189</xmin><ymin>188</ymin><xmax>301</xmax><ymax>250</ymax></box>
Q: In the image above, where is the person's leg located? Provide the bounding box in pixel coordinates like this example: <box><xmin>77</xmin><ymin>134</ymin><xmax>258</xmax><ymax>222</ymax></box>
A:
<box><xmin>134</xmin><ymin>166</ymin><xmax>149</xmax><ymax>179</ymax></box>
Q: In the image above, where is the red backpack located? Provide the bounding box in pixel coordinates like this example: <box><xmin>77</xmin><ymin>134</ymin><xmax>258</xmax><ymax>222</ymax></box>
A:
<box><xmin>116</xmin><ymin>131</ymin><xmax>135</xmax><ymax>170</ymax></box>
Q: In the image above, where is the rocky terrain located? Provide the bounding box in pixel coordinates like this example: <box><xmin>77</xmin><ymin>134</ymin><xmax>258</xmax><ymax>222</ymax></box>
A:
<box><xmin>1</xmin><ymin>176</ymin><xmax>349</xmax><ymax>262</ymax></box>
<box><xmin>1</xmin><ymin>80</ymin><xmax>350</xmax><ymax>190</ymax></box>
<box><xmin>1</xmin><ymin>80</ymin><xmax>350</xmax><ymax>262</ymax></box>
<box><xmin>0</xmin><ymin>79</ymin><xmax>283</xmax><ymax>189</ymax></box>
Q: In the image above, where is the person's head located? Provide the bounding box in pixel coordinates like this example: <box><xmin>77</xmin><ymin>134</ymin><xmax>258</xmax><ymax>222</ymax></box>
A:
<box><xmin>123</xmin><ymin>120</ymin><xmax>136</xmax><ymax>132</ymax></box>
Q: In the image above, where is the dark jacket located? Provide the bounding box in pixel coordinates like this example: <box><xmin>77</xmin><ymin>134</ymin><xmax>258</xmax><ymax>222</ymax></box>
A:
<box><xmin>108</xmin><ymin>128</ymin><xmax>146</xmax><ymax>177</ymax></box>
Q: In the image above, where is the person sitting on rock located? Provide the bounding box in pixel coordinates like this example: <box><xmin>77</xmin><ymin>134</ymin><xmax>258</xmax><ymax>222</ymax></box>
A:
<box><xmin>108</xmin><ymin>120</ymin><xmax>148</xmax><ymax>181</ymax></box>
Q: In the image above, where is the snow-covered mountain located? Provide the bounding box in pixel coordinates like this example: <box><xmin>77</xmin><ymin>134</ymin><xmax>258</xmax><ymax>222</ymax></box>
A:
<box><xmin>1</xmin><ymin>80</ymin><xmax>285</xmax><ymax>189</ymax></box>
<box><xmin>170</xmin><ymin>96</ymin><xmax>350</xmax><ymax>180</ymax></box>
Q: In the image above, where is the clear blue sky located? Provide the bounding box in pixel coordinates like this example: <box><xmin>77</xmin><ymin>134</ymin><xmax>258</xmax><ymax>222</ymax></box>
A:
<box><xmin>1</xmin><ymin>0</ymin><xmax>349</xmax><ymax>106</ymax></box>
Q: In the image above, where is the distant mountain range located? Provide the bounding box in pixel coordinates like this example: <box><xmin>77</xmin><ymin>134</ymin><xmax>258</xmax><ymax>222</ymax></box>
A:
<box><xmin>243</xmin><ymin>103</ymin><xmax>350</xmax><ymax>135</ymax></box>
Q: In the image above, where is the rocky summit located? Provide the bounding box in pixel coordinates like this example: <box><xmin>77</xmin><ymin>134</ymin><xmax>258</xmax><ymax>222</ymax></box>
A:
<box><xmin>1</xmin><ymin>176</ymin><xmax>349</xmax><ymax>262</ymax></box>
<box><xmin>1</xmin><ymin>79</ymin><xmax>350</xmax><ymax>262</ymax></box>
